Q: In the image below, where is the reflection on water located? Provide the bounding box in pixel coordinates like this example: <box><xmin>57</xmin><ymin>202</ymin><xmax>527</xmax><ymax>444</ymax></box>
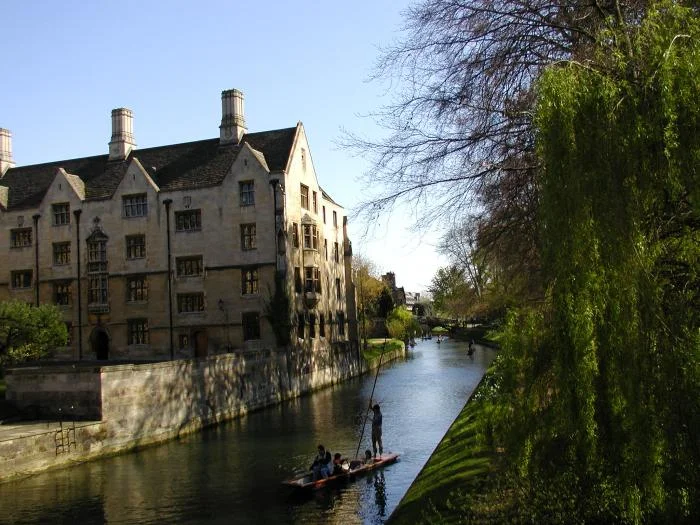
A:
<box><xmin>0</xmin><ymin>339</ymin><xmax>495</xmax><ymax>524</ymax></box>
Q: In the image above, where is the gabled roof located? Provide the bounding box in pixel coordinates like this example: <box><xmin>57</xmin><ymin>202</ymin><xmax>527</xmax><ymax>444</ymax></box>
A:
<box><xmin>0</xmin><ymin>127</ymin><xmax>297</xmax><ymax>211</ymax></box>
<box><xmin>242</xmin><ymin>127</ymin><xmax>296</xmax><ymax>172</ymax></box>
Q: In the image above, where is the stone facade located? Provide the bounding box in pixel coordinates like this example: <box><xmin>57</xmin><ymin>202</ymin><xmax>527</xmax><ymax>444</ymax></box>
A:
<box><xmin>0</xmin><ymin>89</ymin><xmax>357</xmax><ymax>360</ymax></box>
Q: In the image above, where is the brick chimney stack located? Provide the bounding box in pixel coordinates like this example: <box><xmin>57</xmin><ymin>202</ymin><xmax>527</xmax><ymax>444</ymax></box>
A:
<box><xmin>0</xmin><ymin>128</ymin><xmax>15</xmax><ymax>176</ymax></box>
<box><xmin>108</xmin><ymin>108</ymin><xmax>136</xmax><ymax>160</ymax></box>
<box><xmin>219</xmin><ymin>89</ymin><xmax>247</xmax><ymax>145</ymax></box>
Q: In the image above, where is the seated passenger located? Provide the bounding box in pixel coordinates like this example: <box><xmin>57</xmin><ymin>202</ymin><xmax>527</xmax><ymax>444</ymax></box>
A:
<box><xmin>332</xmin><ymin>453</ymin><xmax>345</xmax><ymax>475</ymax></box>
<box><xmin>349</xmin><ymin>449</ymin><xmax>374</xmax><ymax>470</ymax></box>
<box><xmin>310</xmin><ymin>444</ymin><xmax>332</xmax><ymax>481</ymax></box>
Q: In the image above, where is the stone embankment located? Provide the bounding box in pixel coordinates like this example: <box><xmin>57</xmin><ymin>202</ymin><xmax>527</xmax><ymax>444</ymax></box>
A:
<box><xmin>0</xmin><ymin>343</ymin><xmax>405</xmax><ymax>483</ymax></box>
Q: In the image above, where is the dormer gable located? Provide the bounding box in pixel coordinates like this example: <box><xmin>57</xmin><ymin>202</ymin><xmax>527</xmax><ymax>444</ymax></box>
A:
<box><xmin>38</xmin><ymin>168</ymin><xmax>86</xmax><ymax>210</ymax></box>
<box><xmin>0</xmin><ymin>185</ymin><xmax>8</xmax><ymax>210</ymax></box>
<box><xmin>113</xmin><ymin>157</ymin><xmax>161</xmax><ymax>197</ymax></box>
<box><xmin>230</xmin><ymin>142</ymin><xmax>270</xmax><ymax>179</ymax></box>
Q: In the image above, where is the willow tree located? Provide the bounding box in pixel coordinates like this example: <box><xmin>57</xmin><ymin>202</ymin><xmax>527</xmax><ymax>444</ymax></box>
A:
<box><xmin>488</xmin><ymin>3</ymin><xmax>699</xmax><ymax>522</ymax></box>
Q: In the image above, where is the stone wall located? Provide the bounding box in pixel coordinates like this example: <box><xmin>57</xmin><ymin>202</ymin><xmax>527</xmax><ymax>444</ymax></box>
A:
<box><xmin>1</xmin><ymin>342</ymin><xmax>404</xmax><ymax>482</ymax></box>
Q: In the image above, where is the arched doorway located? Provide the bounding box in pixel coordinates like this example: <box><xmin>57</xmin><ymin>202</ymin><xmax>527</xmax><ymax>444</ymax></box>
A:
<box><xmin>194</xmin><ymin>330</ymin><xmax>208</xmax><ymax>358</ymax></box>
<box><xmin>90</xmin><ymin>327</ymin><xmax>110</xmax><ymax>360</ymax></box>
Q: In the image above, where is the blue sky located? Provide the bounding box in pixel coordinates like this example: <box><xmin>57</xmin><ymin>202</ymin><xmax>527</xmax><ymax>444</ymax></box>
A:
<box><xmin>1</xmin><ymin>0</ymin><xmax>447</xmax><ymax>293</ymax></box>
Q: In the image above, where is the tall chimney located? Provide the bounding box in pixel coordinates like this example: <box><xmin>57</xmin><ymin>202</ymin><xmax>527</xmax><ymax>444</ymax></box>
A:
<box><xmin>0</xmin><ymin>128</ymin><xmax>15</xmax><ymax>176</ymax></box>
<box><xmin>108</xmin><ymin>108</ymin><xmax>136</xmax><ymax>160</ymax></box>
<box><xmin>220</xmin><ymin>89</ymin><xmax>247</xmax><ymax>145</ymax></box>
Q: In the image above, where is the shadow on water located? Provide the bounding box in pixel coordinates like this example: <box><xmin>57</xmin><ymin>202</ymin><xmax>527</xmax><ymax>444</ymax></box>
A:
<box><xmin>0</xmin><ymin>339</ymin><xmax>496</xmax><ymax>525</ymax></box>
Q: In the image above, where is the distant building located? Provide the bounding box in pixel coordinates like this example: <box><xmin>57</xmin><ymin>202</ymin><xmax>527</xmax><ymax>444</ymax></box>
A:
<box><xmin>0</xmin><ymin>89</ymin><xmax>356</xmax><ymax>360</ymax></box>
<box><xmin>381</xmin><ymin>272</ymin><xmax>406</xmax><ymax>307</ymax></box>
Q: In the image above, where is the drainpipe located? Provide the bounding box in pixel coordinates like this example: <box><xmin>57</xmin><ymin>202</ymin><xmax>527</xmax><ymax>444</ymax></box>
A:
<box><xmin>270</xmin><ymin>179</ymin><xmax>279</xmax><ymax>271</ymax></box>
<box><xmin>32</xmin><ymin>213</ymin><xmax>41</xmax><ymax>306</ymax></box>
<box><xmin>74</xmin><ymin>209</ymin><xmax>83</xmax><ymax>360</ymax></box>
<box><xmin>163</xmin><ymin>199</ymin><xmax>174</xmax><ymax>360</ymax></box>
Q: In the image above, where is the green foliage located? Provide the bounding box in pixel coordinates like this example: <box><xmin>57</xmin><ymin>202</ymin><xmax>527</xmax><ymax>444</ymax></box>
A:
<box><xmin>429</xmin><ymin>265</ymin><xmax>472</xmax><ymax>318</ymax></box>
<box><xmin>376</xmin><ymin>287</ymin><xmax>395</xmax><ymax>318</ymax></box>
<box><xmin>385</xmin><ymin>307</ymin><xmax>421</xmax><ymax>342</ymax></box>
<box><xmin>264</xmin><ymin>272</ymin><xmax>292</xmax><ymax>347</ymax></box>
<box><xmin>0</xmin><ymin>301</ymin><xmax>68</xmax><ymax>366</ymax></box>
<box><xmin>471</xmin><ymin>3</ymin><xmax>700</xmax><ymax>522</ymax></box>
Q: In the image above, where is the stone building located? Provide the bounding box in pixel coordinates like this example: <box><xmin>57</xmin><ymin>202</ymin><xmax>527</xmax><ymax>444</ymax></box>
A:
<box><xmin>0</xmin><ymin>89</ymin><xmax>356</xmax><ymax>360</ymax></box>
<box><xmin>381</xmin><ymin>271</ymin><xmax>406</xmax><ymax>307</ymax></box>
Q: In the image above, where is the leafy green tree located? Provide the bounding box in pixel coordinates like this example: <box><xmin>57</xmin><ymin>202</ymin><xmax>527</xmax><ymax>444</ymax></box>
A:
<box><xmin>376</xmin><ymin>287</ymin><xmax>394</xmax><ymax>318</ymax></box>
<box><xmin>0</xmin><ymin>301</ymin><xmax>68</xmax><ymax>366</ymax></box>
<box><xmin>385</xmin><ymin>307</ymin><xmax>421</xmax><ymax>343</ymax></box>
<box><xmin>353</xmin><ymin>254</ymin><xmax>386</xmax><ymax>346</ymax></box>
<box><xmin>486</xmin><ymin>3</ymin><xmax>700</xmax><ymax>522</ymax></box>
<box><xmin>429</xmin><ymin>266</ymin><xmax>473</xmax><ymax>319</ymax></box>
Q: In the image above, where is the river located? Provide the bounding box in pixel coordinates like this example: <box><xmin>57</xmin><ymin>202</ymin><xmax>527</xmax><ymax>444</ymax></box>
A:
<box><xmin>1</xmin><ymin>337</ymin><xmax>495</xmax><ymax>524</ymax></box>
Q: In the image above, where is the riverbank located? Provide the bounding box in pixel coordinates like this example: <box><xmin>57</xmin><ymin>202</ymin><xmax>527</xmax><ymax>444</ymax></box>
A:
<box><xmin>0</xmin><ymin>342</ymin><xmax>405</xmax><ymax>484</ymax></box>
<box><xmin>388</xmin><ymin>340</ymin><xmax>499</xmax><ymax>524</ymax></box>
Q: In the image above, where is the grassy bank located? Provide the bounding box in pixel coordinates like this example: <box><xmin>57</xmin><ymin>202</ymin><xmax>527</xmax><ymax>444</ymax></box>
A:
<box><xmin>388</xmin><ymin>379</ymin><xmax>495</xmax><ymax>524</ymax></box>
<box><xmin>361</xmin><ymin>338</ymin><xmax>403</xmax><ymax>361</ymax></box>
<box><xmin>450</xmin><ymin>325</ymin><xmax>498</xmax><ymax>346</ymax></box>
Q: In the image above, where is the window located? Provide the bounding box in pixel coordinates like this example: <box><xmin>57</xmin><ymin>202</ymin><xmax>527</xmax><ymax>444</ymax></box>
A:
<box><xmin>241</xmin><ymin>267</ymin><xmax>259</xmax><ymax>295</ymax></box>
<box><xmin>175</xmin><ymin>209</ymin><xmax>201</xmax><ymax>232</ymax></box>
<box><xmin>312</xmin><ymin>191</ymin><xmax>318</xmax><ymax>213</ymax></box>
<box><xmin>336</xmin><ymin>277</ymin><xmax>342</xmax><ymax>300</ymax></box>
<box><xmin>54</xmin><ymin>282</ymin><xmax>71</xmax><ymax>306</ymax></box>
<box><xmin>322</xmin><ymin>206</ymin><xmax>326</xmax><ymax>223</ymax></box>
<box><xmin>304</xmin><ymin>267</ymin><xmax>321</xmax><ymax>293</ymax></box>
<box><xmin>292</xmin><ymin>223</ymin><xmax>299</xmax><ymax>248</ymax></box>
<box><xmin>241</xmin><ymin>223</ymin><xmax>256</xmax><ymax>250</ymax></box>
<box><xmin>11</xmin><ymin>270</ymin><xmax>32</xmax><ymax>289</ymax></box>
<box><xmin>10</xmin><ymin>228</ymin><xmax>32</xmax><ymax>248</ymax></box>
<box><xmin>178</xmin><ymin>334</ymin><xmax>190</xmax><ymax>350</ymax></box>
<box><xmin>88</xmin><ymin>276</ymin><xmax>108</xmax><ymax>304</ymax></box>
<box><xmin>242</xmin><ymin>312</ymin><xmax>260</xmax><ymax>341</ymax></box>
<box><xmin>87</xmin><ymin>232</ymin><xmax>109</xmax><ymax>308</ymax></box>
<box><xmin>53</xmin><ymin>242</ymin><xmax>71</xmax><ymax>265</ymax></box>
<box><xmin>333</xmin><ymin>210</ymin><xmax>338</xmax><ymax>227</ymax></box>
<box><xmin>309</xmin><ymin>314</ymin><xmax>316</xmax><ymax>338</ymax></box>
<box><xmin>123</xmin><ymin>194</ymin><xmax>147</xmax><ymax>217</ymax></box>
<box><xmin>126</xmin><ymin>235</ymin><xmax>146</xmax><ymax>259</ymax></box>
<box><xmin>297</xmin><ymin>313</ymin><xmax>305</xmax><ymax>339</ymax></box>
<box><xmin>300</xmin><ymin>184</ymin><xmax>309</xmax><ymax>210</ymax></box>
<box><xmin>176</xmin><ymin>256</ymin><xmax>203</xmax><ymax>277</ymax></box>
<box><xmin>337</xmin><ymin>311</ymin><xmax>346</xmax><ymax>336</ymax></box>
<box><xmin>294</xmin><ymin>267</ymin><xmax>302</xmax><ymax>293</ymax></box>
<box><xmin>87</xmin><ymin>236</ymin><xmax>108</xmax><ymax>273</ymax></box>
<box><xmin>301</xmin><ymin>148</ymin><xmax>307</xmax><ymax>171</ymax></box>
<box><xmin>324</xmin><ymin>239</ymin><xmax>328</xmax><ymax>260</ymax></box>
<box><xmin>240</xmin><ymin>181</ymin><xmax>254</xmax><ymax>206</ymax></box>
<box><xmin>334</xmin><ymin>242</ymin><xmax>340</xmax><ymax>263</ymax></box>
<box><xmin>52</xmin><ymin>203</ymin><xmax>70</xmax><ymax>226</ymax></box>
<box><xmin>178</xmin><ymin>293</ymin><xmax>204</xmax><ymax>313</ymax></box>
<box><xmin>127</xmin><ymin>276</ymin><xmax>148</xmax><ymax>302</ymax></box>
<box><xmin>128</xmin><ymin>318</ymin><xmax>149</xmax><ymax>345</ymax></box>
<box><xmin>302</xmin><ymin>224</ymin><xmax>319</xmax><ymax>250</ymax></box>
<box><xmin>319</xmin><ymin>313</ymin><xmax>325</xmax><ymax>337</ymax></box>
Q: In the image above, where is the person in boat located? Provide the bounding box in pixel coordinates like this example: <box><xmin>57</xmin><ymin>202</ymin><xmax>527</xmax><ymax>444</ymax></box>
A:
<box><xmin>332</xmin><ymin>453</ymin><xmax>349</xmax><ymax>475</ymax></box>
<box><xmin>349</xmin><ymin>449</ymin><xmax>374</xmax><ymax>470</ymax></box>
<box><xmin>310</xmin><ymin>444</ymin><xmax>332</xmax><ymax>480</ymax></box>
<box><xmin>370</xmin><ymin>404</ymin><xmax>383</xmax><ymax>458</ymax></box>
<box><xmin>467</xmin><ymin>339</ymin><xmax>475</xmax><ymax>357</ymax></box>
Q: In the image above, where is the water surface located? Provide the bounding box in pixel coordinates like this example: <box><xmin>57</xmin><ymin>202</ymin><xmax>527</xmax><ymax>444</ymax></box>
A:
<box><xmin>1</xmin><ymin>338</ymin><xmax>495</xmax><ymax>524</ymax></box>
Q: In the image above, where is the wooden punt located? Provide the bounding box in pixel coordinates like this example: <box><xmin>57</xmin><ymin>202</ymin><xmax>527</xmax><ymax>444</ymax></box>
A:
<box><xmin>282</xmin><ymin>452</ymin><xmax>400</xmax><ymax>490</ymax></box>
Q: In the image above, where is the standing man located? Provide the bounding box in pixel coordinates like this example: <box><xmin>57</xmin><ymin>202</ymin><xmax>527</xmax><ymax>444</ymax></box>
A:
<box><xmin>371</xmin><ymin>404</ymin><xmax>383</xmax><ymax>458</ymax></box>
